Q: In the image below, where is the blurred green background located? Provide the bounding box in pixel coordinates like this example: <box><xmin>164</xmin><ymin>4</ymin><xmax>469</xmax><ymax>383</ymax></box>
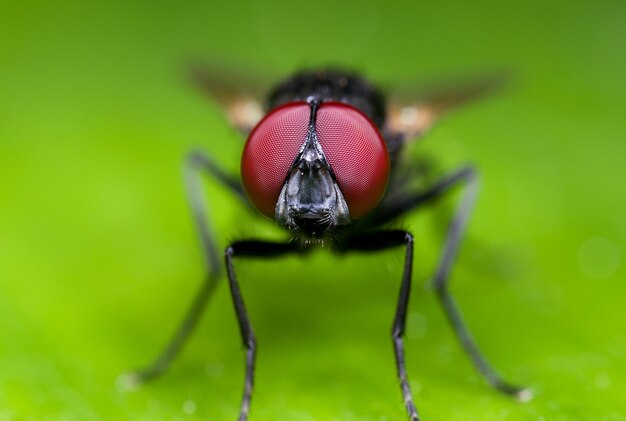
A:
<box><xmin>1</xmin><ymin>0</ymin><xmax>625</xmax><ymax>420</ymax></box>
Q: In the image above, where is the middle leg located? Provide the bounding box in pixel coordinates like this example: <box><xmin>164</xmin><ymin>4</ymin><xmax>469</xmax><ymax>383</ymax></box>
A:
<box><xmin>369</xmin><ymin>165</ymin><xmax>530</xmax><ymax>399</ymax></box>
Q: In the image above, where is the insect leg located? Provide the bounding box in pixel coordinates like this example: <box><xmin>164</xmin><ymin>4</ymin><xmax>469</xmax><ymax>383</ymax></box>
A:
<box><xmin>379</xmin><ymin>165</ymin><xmax>529</xmax><ymax>399</ymax></box>
<box><xmin>427</xmin><ymin>167</ymin><xmax>531</xmax><ymax>400</ymax></box>
<box><xmin>225</xmin><ymin>240</ymin><xmax>301</xmax><ymax>421</ymax></box>
<box><xmin>342</xmin><ymin>230</ymin><xmax>420</xmax><ymax>421</ymax></box>
<box><xmin>368</xmin><ymin>166</ymin><xmax>473</xmax><ymax>227</ymax></box>
<box><xmin>120</xmin><ymin>150</ymin><xmax>248</xmax><ymax>386</ymax></box>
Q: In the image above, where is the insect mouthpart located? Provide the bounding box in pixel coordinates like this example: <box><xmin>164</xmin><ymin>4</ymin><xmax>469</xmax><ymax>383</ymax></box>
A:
<box><xmin>275</xmin><ymin>137</ymin><xmax>351</xmax><ymax>238</ymax></box>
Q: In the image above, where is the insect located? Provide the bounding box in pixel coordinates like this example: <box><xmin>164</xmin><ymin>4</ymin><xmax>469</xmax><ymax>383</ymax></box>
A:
<box><xmin>122</xmin><ymin>67</ymin><xmax>532</xmax><ymax>420</ymax></box>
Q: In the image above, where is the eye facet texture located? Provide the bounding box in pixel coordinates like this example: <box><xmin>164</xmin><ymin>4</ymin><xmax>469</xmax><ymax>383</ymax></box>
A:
<box><xmin>241</xmin><ymin>102</ymin><xmax>309</xmax><ymax>217</ymax></box>
<box><xmin>241</xmin><ymin>102</ymin><xmax>389</xmax><ymax>219</ymax></box>
<box><xmin>315</xmin><ymin>103</ymin><xmax>389</xmax><ymax>218</ymax></box>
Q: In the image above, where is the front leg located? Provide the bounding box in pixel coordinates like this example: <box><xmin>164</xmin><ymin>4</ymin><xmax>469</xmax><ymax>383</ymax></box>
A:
<box><xmin>343</xmin><ymin>230</ymin><xmax>420</xmax><ymax>421</ymax></box>
<box><xmin>361</xmin><ymin>166</ymin><xmax>530</xmax><ymax>400</ymax></box>
<box><xmin>224</xmin><ymin>240</ymin><xmax>301</xmax><ymax>421</ymax></box>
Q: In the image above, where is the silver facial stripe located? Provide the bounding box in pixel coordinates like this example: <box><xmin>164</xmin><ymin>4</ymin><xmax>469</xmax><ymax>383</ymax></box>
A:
<box><xmin>275</xmin><ymin>99</ymin><xmax>351</xmax><ymax>236</ymax></box>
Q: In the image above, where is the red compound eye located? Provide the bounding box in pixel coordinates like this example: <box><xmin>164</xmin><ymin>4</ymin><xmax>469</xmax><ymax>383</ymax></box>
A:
<box><xmin>316</xmin><ymin>102</ymin><xmax>389</xmax><ymax>219</ymax></box>
<box><xmin>241</xmin><ymin>101</ymin><xmax>390</xmax><ymax>219</ymax></box>
<box><xmin>241</xmin><ymin>102</ymin><xmax>310</xmax><ymax>217</ymax></box>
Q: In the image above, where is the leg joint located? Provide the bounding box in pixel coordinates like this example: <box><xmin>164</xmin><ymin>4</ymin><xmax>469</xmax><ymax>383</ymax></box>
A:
<box><xmin>392</xmin><ymin>325</ymin><xmax>403</xmax><ymax>339</ymax></box>
<box><xmin>186</xmin><ymin>149</ymin><xmax>206</xmax><ymax>168</ymax></box>
<box><xmin>224</xmin><ymin>245</ymin><xmax>235</xmax><ymax>259</ymax></box>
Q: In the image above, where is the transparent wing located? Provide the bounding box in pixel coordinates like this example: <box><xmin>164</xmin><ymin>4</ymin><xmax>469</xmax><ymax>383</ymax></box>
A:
<box><xmin>190</xmin><ymin>61</ymin><xmax>273</xmax><ymax>135</ymax></box>
<box><xmin>385</xmin><ymin>71</ymin><xmax>510</xmax><ymax>141</ymax></box>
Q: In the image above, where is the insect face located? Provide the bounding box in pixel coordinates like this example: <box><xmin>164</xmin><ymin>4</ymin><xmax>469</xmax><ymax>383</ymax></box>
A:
<box><xmin>127</xmin><ymin>67</ymin><xmax>530</xmax><ymax>421</ymax></box>
<box><xmin>241</xmin><ymin>99</ymin><xmax>390</xmax><ymax>238</ymax></box>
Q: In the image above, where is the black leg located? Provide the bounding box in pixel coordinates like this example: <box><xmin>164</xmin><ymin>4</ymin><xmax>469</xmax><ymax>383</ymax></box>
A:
<box><xmin>342</xmin><ymin>230</ymin><xmax>420</xmax><ymax>421</ymax></box>
<box><xmin>376</xmin><ymin>165</ymin><xmax>530</xmax><ymax>400</ymax></box>
<box><xmin>224</xmin><ymin>240</ymin><xmax>301</xmax><ymax>421</ymax></box>
<box><xmin>185</xmin><ymin>150</ymin><xmax>249</xmax><ymax>271</ymax></box>
<box><xmin>428</xmin><ymin>167</ymin><xmax>531</xmax><ymax>401</ymax></box>
<box><xmin>120</xmin><ymin>150</ymin><xmax>248</xmax><ymax>387</ymax></box>
<box><xmin>368</xmin><ymin>166</ymin><xmax>475</xmax><ymax>227</ymax></box>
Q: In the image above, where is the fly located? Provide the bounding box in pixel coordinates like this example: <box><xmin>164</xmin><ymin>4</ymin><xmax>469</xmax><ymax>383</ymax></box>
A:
<box><xmin>121</xmin><ymin>67</ymin><xmax>532</xmax><ymax>420</ymax></box>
